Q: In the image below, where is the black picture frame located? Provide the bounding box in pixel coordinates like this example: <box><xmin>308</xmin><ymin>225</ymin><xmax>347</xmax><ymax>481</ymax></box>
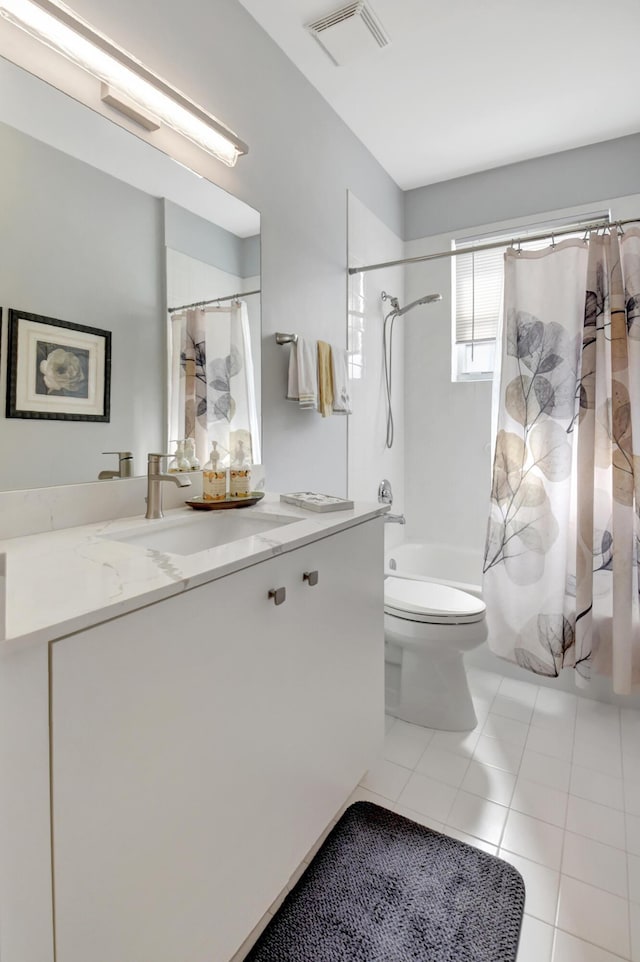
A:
<box><xmin>6</xmin><ymin>309</ymin><xmax>111</xmax><ymax>422</ymax></box>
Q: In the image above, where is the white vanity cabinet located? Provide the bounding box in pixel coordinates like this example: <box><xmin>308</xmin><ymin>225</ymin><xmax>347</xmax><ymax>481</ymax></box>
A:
<box><xmin>49</xmin><ymin>517</ymin><xmax>383</xmax><ymax>962</ymax></box>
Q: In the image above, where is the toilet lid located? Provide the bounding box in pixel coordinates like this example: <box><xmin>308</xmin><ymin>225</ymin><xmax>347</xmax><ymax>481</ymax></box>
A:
<box><xmin>384</xmin><ymin>577</ymin><xmax>486</xmax><ymax>621</ymax></box>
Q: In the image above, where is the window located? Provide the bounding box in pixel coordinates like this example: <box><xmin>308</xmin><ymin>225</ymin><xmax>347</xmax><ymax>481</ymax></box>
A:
<box><xmin>451</xmin><ymin>212</ymin><xmax>609</xmax><ymax>382</ymax></box>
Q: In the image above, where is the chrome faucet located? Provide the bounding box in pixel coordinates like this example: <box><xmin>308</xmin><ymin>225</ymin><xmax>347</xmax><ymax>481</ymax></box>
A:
<box><xmin>378</xmin><ymin>479</ymin><xmax>405</xmax><ymax>524</ymax></box>
<box><xmin>99</xmin><ymin>451</ymin><xmax>134</xmax><ymax>479</ymax></box>
<box><xmin>378</xmin><ymin>478</ymin><xmax>393</xmax><ymax>505</ymax></box>
<box><xmin>145</xmin><ymin>453</ymin><xmax>191</xmax><ymax>519</ymax></box>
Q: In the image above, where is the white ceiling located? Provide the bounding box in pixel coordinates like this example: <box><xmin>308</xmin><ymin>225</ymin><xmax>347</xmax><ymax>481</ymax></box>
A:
<box><xmin>238</xmin><ymin>0</ymin><xmax>640</xmax><ymax>190</ymax></box>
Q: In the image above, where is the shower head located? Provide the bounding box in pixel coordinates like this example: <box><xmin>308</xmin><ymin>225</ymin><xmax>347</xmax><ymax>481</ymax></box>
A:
<box><xmin>395</xmin><ymin>292</ymin><xmax>442</xmax><ymax>317</ymax></box>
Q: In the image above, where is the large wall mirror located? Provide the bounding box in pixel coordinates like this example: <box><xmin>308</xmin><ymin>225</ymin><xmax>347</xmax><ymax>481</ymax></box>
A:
<box><xmin>0</xmin><ymin>56</ymin><xmax>261</xmax><ymax>492</ymax></box>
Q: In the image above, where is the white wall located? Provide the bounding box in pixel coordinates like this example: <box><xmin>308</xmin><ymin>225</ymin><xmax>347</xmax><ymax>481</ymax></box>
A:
<box><xmin>403</xmin><ymin>233</ymin><xmax>491</xmax><ymax>554</ymax></box>
<box><xmin>347</xmin><ymin>193</ymin><xmax>405</xmax><ymax>537</ymax></box>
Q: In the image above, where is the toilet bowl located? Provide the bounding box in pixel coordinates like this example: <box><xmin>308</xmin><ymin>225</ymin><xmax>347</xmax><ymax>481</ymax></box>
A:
<box><xmin>384</xmin><ymin>576</ymin><xmax>487</xmax><ymax>732</ymax></box>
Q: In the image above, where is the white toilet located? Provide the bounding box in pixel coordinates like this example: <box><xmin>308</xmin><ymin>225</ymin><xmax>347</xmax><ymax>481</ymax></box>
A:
<box><xmin>384</xmin><ymin>576</ymin><xmax>487</xmax><ymax>732</ymax></box>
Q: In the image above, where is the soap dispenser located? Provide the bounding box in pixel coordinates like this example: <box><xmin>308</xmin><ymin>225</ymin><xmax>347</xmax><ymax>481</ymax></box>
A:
<box><xmin>203</xmin><ymin>441</ymin><xmax>227</xmax><ymax>501</ymax></box>
<box><xmin>229</xmin><ymin>439</ymin><xmax>251</xmax><ymax>498</ymax></box>
<box><xmin>184</xmin><ymin>437</ymin><xmax>201</xmax><ymax>471</ymax></box>
<box><xmin>169</xmin><ymin>440</ymin><xmax>190</xmax><ymax>473</ymax></box>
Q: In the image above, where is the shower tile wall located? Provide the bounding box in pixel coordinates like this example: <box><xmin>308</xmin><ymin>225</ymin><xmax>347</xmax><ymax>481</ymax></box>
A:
<box><xmin>347</xmin><ymin>192</ymin><xmax>405</xmax><ymax>537</ymax></box>
<box><xmin>403</xmin><ymin>225</ymin><xmax>494</xmax><ymax>553</ymax></box>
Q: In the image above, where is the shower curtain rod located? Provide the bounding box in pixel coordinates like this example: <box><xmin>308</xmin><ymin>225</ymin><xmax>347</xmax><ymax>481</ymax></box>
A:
<box><xmin>168</xmin><ymin>288</ymin><xmax>261</xmax><ymax>313</ymax></box>
<box><xmin>347</xmin><ymin>217</ymin><xmax>640</xmax><ymax>275</ymax></box>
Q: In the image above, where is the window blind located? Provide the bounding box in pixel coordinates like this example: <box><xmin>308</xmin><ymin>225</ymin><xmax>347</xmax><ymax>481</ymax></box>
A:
<box><xmin>455</xmin><ymin>246</ymin><xmax>504</xmax><ymax>343</ymax></box>
<box><xmin>453</xmin><ymin>212</ymin><xmax>609</xmax><ymax>346</ymax></box>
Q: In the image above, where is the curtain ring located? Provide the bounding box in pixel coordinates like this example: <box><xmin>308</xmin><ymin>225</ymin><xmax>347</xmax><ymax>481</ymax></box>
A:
<box><xmin>616</xmin><ymin>221</ymin><xmax>625</xmax><ymax>236</ymax></box>
<box><xmin>551</xmin><ymin>232</ymin><xmax>556</xmax><ymax>249</ymax></box>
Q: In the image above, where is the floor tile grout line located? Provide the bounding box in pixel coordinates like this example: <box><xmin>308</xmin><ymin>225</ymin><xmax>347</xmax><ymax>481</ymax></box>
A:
<box><xmin>385</xmin><ymin>672</ymin><xmax>640</xmax><ymax>961</ymax></box>
<box><xmin>552</xmin><ymin>689</ymin><xmax>578</xmax><ymax>945</ymax></box>
<box><xmin>552</xmin><ymin>919</ymin><xmax>633</xmax><ymax>961</ymax></box>
<box><xmin>620</xmin><ymin>704</ymin><xmax>634</xmax><ymax>962</ymax></box>
<box><xmin>493</xmin><ymin>674</ymin><xmax>537</xmax><ymax>853</ymax></box>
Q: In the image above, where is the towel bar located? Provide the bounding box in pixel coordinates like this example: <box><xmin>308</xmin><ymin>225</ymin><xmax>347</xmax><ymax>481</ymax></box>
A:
<box><xmin>276</xmin><ymin>332</ymin><xmax>298</xmax><ymax>345</ymax></box>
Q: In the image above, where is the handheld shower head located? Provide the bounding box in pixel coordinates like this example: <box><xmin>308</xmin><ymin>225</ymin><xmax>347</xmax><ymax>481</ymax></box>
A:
<box><xmin>382</xmin><ymin>290</ymin><xmax>442</xmax><ymax>449</ymax></box>
<box><xmin>395</xmin><ymin>292</ymin><xmax>442</xmax><ymax>316</ymax></box>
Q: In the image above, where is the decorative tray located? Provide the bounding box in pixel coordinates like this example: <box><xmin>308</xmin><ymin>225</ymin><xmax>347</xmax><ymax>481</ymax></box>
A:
<box><xmin>185</xmin><ymin>492</ymin><xmax>265</xmax><ymax>510</ymax></box>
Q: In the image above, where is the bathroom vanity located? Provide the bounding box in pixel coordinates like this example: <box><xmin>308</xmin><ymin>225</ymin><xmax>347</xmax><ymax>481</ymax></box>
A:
<box><xmin>0</xmin><ymin>495</ymin><xmax>385</xmax><ymax>962</ymax></box>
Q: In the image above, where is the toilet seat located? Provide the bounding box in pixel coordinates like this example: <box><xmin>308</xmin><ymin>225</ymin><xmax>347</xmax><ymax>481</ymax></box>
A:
<box><xmin>384</xmin><ymin>577</ymin><xmax>486</xmax><ymax>625</ymax></box>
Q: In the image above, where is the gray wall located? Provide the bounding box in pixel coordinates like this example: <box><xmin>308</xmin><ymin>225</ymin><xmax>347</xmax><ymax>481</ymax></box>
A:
<box><xmin>69</xmin><ymin>0</ymin><xmax>404</xmax><ymax>497</ymax></box>
<box><xmin>164</xmin><ymin>199</ymin><xmax>258</xmax><ymax>278</ymax></box>
<box><xmin>405</xmin><ymin>132</ymin><xmax>640</xmax><ymax>240</ymax></box>
<box><xmin>0</xmin><ymin>121</ymin><xmax>165</xmax><ymax>490</ymax></box>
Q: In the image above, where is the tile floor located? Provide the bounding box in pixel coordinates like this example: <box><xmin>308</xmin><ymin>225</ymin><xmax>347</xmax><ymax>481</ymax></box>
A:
<box><xmin>355</xmin><ymin>667</ymin><xmax>640</xmax><ymax>962</ymax></box>
<box><xmin>232</xmin><ymin>665</ymin><xmax>640</xmax><ymax>962</ymax></box>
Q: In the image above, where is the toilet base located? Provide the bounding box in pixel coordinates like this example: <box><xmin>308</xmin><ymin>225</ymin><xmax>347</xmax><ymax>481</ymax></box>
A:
<box><xmin>396</xmin><ymin>648</ymin><xmax>477</xmax><ymax>732</ymax></box>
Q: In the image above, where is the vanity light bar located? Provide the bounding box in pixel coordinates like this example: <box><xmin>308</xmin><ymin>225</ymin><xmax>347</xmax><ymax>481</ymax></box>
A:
<box><xmin>0</xmin><ymin>0</ymin><xmax>249</xmax><ymax>167</ymax></box>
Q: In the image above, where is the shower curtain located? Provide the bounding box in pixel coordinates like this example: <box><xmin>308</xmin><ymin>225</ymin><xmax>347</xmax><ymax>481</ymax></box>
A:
<box><xmin>169</xmin><ymin>300</ymin><xmax>261</xmax><ymax>469</ymax></box>
<box><xmin>483</xmin><ymin>227</ymin><xmax>640</xmax><ymax>693</ymax></box>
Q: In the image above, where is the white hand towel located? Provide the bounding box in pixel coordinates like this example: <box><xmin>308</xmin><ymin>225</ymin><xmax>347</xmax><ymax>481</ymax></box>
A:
<box><xmin>286</xmin><ymin>341</ymin><xmax>299</xmax><ymax>400</ymax></box>
<box><xmin>296</xmin><ymin>337</ymin><xmax>317</xmax><ymax>410</ymax></box>
<box><xmin>331</xmin><ymin>346</ymin><xmax>352</xmax><ymax>414</ymax></box>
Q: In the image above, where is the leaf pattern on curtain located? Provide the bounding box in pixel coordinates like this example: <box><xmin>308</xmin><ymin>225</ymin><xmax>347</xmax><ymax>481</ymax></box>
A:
<box><xmin>484</xmin><ymin>228</ymin><xmax>640</xmax><ymax>693</ymax></box>
<box><xmin>182</xmin><ymin>327</ymin><xmax>207</xmax><ymax>435</ymax></box>
<box><xmin>169</xmin><ymin>302</ymin><xmax>261</xmax><ymax>469</ymax></box>
<box><xmin>484</xmin><ymin>304</ymin><xmax>579</xmax><ymax>676</ymax></box>
<box><xmin>207</xmin><ymin>346</ymin><xmax>242</xmax><ymax>423</ymax></box>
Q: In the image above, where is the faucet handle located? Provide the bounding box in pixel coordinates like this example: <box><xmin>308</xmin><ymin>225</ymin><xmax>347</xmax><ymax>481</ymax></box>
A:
<box><xmin>378</xmin><ymin>478</ymin><xmax>393</xmax><ymax>505</ymax></box>
<box><xmin>100</xmin><ymin>451</ymin><xmax>134</xmax><ymax>479</ymax></box>
<box><xmin>147</xmin><ymin>453</ymin><xmax>173</xmax><ymax>463</ymax></box>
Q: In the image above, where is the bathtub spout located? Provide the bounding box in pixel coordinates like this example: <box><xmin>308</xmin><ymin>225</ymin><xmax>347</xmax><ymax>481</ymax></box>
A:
<box><xmin>385</xmin><ymin>513</ymin><xmax>406</xmax><ymax>525</ymax></box>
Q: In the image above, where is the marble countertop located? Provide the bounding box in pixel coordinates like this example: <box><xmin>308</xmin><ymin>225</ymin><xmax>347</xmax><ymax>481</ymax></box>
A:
<box><xmin>0</xmin><ymin>494</ymin><xmax>386</xmax><ymax>649</ymax></box>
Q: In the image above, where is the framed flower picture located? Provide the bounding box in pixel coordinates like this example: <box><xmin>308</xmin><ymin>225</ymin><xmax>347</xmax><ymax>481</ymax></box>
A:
<box><xmin>6</xmin><ymin>309</ymin><xmax>111</xmax><ymax>421</ymax></box>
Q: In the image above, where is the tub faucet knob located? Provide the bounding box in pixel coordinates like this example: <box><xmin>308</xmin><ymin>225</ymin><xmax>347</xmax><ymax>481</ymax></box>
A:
<box><xmin>378</xmin><ymin>478</ymin><xmax>393</xmax><ymax>505</ymax></box>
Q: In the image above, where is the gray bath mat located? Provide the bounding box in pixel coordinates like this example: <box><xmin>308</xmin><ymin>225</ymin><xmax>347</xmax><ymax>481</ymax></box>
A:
<box><xmin>243</xmin><ymin>801</ymin><xmax>525</xmax><ymax>962</ymax></box>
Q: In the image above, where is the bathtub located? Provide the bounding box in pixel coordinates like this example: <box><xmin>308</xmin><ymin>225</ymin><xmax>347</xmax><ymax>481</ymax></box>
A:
<box><xmin>384</xmin><ymin>541</ymin><xmax>483</xmax><ymax>599</ymax></box>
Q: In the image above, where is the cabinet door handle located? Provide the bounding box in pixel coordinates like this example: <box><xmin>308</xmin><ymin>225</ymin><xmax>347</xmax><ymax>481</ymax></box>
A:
<box><xmin>303</xmin><ymin>570</ymin><xmax>319</xmax><ymax>587</ymax></box>
<box><xmin>268</xmin><ymin>587</ymin><xmax>286</xmax><ymax>605</ymax></box>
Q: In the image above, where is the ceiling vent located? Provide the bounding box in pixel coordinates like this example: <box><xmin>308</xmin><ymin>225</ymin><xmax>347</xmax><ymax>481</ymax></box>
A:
<box><xmin>306</xmin><ymin>2</ymin><xmax>390</xmax><ymax>66</ymax></box>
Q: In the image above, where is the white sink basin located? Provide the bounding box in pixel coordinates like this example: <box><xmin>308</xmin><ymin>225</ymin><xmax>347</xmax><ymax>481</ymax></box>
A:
<box><xmin>106</xmin><ymin>511</ymin><xmax>296</xmax><ymax>556</ymax></box>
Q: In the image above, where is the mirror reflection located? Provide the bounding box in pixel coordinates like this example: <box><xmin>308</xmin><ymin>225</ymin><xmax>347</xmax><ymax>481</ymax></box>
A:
<box><xmin>0</xmin><ymin>56</ymin><xmax>261</xmax><ymax>492</ymax></box>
